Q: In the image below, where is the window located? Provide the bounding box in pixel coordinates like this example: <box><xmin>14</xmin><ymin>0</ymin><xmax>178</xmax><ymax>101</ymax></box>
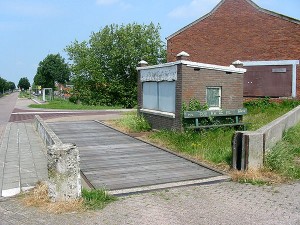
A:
<box><xmin>142</xmin><ymin>81</ymin><xmax>175</xmax><ymax>113</ymax></box>
<box><xmin>206</xmin><ymin>87</ymin><xmax>221</xmax><ymax>110</ymax></box>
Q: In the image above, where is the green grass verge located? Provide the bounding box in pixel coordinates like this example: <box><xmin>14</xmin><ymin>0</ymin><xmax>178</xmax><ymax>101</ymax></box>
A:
<box><xmin>82</xmin><ymin>188</ymin><xmax>117</xmax><ymax>210</ymax></box>
<box><xmin>19</xmin><ymin>91</ymin><xmax>30</xmax><ymax>98</ymax></box>
<box><xmin>115</xmin><ymin>112</ymin><xmax>151</xmax><ymax>133</ymax></box>
<box><xmin>29</xmin><ymin>99</ymin><xmax>123</xmax><ymax>110</ymax></box>
<box><xmin>149</xmin><ymin>129</ymin><xmax>234</xmax><ymax>165</ymax></box>
<box><xmin>244</xmin><ymin>99</ymin><xmax>300</xmax><ymax>130</ymax></box>
<box><xmin>265</xmin><ymin>123</ymin><xmax>300</xmax><ymax>179</ymax></box>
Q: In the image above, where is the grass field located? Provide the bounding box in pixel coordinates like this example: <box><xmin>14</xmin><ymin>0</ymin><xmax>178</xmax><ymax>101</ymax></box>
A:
<box><xmin>29</xmin><ymin>98</ymin><xmax>122</xmax><ymax>110</ymax></box>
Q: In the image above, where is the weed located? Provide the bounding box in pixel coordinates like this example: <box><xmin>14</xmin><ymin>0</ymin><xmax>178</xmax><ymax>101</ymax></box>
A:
<box><xmin>82</xmin><ymin>188</ymin><xmax>116</xmax><ymax>210</ymax></box>
<box><xmin>149</xmin><ymin>128</ymin><xmax>234</xmax><ymax>165</ymax></box>
<box><xmin>116</xmin><ymin>112</ymin><xmax>151</xmax><ymax>133</ymax></box>
<box><xmin>21</xmin><ymin>182</ymin><xmax>116</xmax><ymax>213</ymax></box>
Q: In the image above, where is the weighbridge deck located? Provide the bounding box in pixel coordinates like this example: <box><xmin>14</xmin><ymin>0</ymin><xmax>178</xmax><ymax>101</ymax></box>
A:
<box><xmin>48</xmin><ymin>121</ymin><xmax>226</xmax><ymax>194</ymax></box>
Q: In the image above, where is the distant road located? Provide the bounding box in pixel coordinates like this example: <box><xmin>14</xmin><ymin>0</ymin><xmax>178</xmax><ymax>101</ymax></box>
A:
<box><xmin>0</xmin><ymin>92</ymin><xmax>19</xmax><ymax>139</ymax></box>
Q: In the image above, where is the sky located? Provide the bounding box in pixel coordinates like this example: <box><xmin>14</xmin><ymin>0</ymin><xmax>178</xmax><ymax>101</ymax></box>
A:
<box><xmin>1</xmin><ymin>0</ymin><xmax>299</xmax><ymax>86</ymax></box>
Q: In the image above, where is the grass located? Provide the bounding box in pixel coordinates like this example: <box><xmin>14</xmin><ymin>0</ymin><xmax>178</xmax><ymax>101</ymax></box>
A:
<box><xmin>265</xmin><ymin>123</ymin><xmax>300</xmax><ymax>179</ymax></box>
<box><xmin>21</xmin><ymin>182</ymin><xmax>116</xmax><ymax>213</ymax></box>
<box><xmin>244</xmin><ymin>98</ymin><xmax>300</xmax><ymax>130</ymax></box>
<box><xmin>29</xmin><ymin>98</ymin><xmax>123</xmax><ymax>110</ymax></box>
<box><xmin>114</xmin><ymin>111</ymin><xmax>151</xmax><ymax>133</ymax></box>
<box><xmin>82</xmin><ymin>188</ymin><xmax>117</xmax><ymax>210</ymax></box>
<box><xmin>148</xmin><ymin>128</ymin><xmax>234</xmax><ymax>167</ymax></box>
<box><xmin>18</xmin><ymin>91</ymin><xmax>30</xmax><ymax>98</ymax></box>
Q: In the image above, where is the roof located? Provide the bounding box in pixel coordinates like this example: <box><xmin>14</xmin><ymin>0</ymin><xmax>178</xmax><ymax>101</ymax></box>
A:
<box><xmin>137</xmin><ymin>60</ymin><xmax>246</xmax><ymax>74</ymax></box>
<box><xmin>166</xmin><ymin>0</ymin><xmax>300</xmax><ymax>40</ymax></box>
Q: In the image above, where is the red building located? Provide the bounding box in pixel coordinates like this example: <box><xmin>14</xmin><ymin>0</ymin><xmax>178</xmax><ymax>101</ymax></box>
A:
<box><xmin>167</xmin><ymin>0</ymin><xmax>300</xmax><ymax>98</ymax></box>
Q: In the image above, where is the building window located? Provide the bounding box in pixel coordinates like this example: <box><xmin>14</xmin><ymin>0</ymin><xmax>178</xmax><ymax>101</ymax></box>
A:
<box><xmin>142</xmin><ymin>81</ymin><xmax>175</xmax><ymax>113</ymax></box>
<box><xmin>206</xmin><ymin>87</ymin><xmax>221</xmax><ymax>110</ymax></box>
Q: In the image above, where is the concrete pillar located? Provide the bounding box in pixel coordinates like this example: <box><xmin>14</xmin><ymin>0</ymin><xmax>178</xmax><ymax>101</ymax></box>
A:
<box><xmin>138</xmin><ymin>60</ymin><xmax>148</xmax><ymax>67</ymax></box>
<box><xmin>47</xmin><ymin>143</ymin><xmax>81</xmax><ymax>202</ymax></box>
<box><xmin>176</xmin><ymin>51</ymin><xmax>190</xmax><ymax>61</ymax></box>
<box><xmin>232</xmin><ymin>60</ymin><xmax>244</xmax><ymax>68</ymax></box>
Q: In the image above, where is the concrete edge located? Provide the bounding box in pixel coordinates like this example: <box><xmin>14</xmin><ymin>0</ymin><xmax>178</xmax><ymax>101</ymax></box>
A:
<box><xmin>34</xmin><ymin>115</ymin><xmax>62</xmax><ymax>146</ymax></box>
<box><xmin>108</xmin><ymin>175</ymin><xmax>230</xmax><ymax>196</ymax></box>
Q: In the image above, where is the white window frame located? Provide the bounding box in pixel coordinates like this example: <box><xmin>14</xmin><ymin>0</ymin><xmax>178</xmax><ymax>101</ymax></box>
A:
<box><xmin>206</xmin><ymin>87</ymin><xmax>221</xmax><ymax>110</ymax></box>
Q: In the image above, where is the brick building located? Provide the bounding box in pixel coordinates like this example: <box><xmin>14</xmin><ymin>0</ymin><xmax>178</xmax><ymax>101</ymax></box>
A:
<box><xmin>137</xmin><ymin>53</ymin><xmax>246</xmax><ymax>130</ymax></box>
<box><xmin>167</xmin><ymin>0</ymin><xmax>300</xmax><ymax>98</ymax></box>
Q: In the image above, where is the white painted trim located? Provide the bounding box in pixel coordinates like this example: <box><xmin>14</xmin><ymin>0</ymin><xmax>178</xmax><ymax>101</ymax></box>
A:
<box><xmin>2</xmin><ymin>187</ymin><xmax>20</xmax><ymax>197</ymax></box>
<box><xmin>137</xmin><ymin>60</ymin><xmax>246</xmax><ymax>74</ymax></box>
<box><xmin>242</xmin><ymin>60</ymin><xmax>299</xmax><ymax>66</ymax></box>
<box><xmin>242</xmin><ymin>60</ymin><xmax>299</xmax><ymax>98</ymax></box>
<box><xmin>292</xmin><ymin>64</ymin><xmax>297</xmax><ymax>98</ymax></box>
<box><xmin>140</xmin><ymin>109</ymin><xmax>175</xmax><ymax>118</ymax></box>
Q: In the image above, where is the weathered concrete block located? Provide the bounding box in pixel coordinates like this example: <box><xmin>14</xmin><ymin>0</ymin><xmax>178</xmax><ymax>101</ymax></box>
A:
<box><xmin>246</xmin><ymin>132</ymin><xmax>264</xmax><ymax>170</ymax></box>
<box><xmin>47</xmin><ymin>143</ymin><xmax>81</xmax><ymax>202</ymax></box>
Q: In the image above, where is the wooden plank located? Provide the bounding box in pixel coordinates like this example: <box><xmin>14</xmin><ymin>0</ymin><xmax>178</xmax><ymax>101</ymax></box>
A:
<box><xmin>48</xmin><ymin>121</ymin><xmax>222</xmax><ymax>192</ymax></box>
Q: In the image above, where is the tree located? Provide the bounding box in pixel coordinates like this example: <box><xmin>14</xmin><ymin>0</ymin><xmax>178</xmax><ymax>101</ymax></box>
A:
<box><xmin>7</xmin><ymin>81</ymin><xmax>16</xmax><ymax>90</ymax></box>
<box><xmin>34</xmin><ymin>53</ymin><xmax>70</xmax><ymax>89</ymax></box>
<box><xmin>65</xmin><ymin>22</ymin><xmax>166</xmax><ymax>108</ymax></box>
<box><xmin>18</xmin><ymin>77</ymin><xmax>30</xmax><ymax>90</ymax></box>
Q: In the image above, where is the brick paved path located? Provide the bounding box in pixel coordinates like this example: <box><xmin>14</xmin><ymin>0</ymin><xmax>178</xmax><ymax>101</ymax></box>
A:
<box><xmin>0</xmin><ymin>181</ymin><xmax>299</xmax><ymax>225</ymax></box>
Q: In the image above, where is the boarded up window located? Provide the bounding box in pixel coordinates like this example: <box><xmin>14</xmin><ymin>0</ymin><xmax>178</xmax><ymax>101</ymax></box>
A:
<box><xmin>158</xmin><ymin>81</ymin><xmax>176</xmax><ymax>113</ymax></box>
<box><xmin>143</xmin><ymin>81</ymin><xmax>176</xmax><ymax>113</ymax></box>
<box><xmin>143</xmin><ymin>82</ymin><xmax>158</xmax><ymax>110</ymax></box>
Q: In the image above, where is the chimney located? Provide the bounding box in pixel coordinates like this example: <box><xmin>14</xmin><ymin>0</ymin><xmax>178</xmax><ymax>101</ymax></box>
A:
<box><xmin>176</xmin><ymin>51</ymin><xmax>190</xmax><ymax>61</ymax></box>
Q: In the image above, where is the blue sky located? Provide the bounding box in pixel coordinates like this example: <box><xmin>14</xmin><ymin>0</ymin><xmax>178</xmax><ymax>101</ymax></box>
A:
<box><xmin>1</xmin><ymin>0</ymin><xmax>299</xmax><ymax>86</ymax></box>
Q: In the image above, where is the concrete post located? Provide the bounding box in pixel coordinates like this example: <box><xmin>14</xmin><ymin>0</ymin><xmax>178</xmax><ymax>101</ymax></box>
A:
<box><xmin>47</xmin><ymin>143</ymin><xmax>81</xmax><ymax>202</ymax></box>
<box><xmin>176</xmin><ymin>51</ymin><xmax>190</xmax><ymax>61</ymax></box>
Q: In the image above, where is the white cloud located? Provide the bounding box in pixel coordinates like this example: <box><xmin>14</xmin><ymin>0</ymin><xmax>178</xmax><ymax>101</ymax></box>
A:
<box><xmin>168</xmin><ymin>0</ymin><xmax>220</xmax><ymax>19</ymax></box>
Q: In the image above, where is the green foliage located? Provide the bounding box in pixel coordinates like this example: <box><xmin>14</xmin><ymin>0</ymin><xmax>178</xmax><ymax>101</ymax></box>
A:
<box><xmin>34</xmin><ymin>53</ymin><xmax>70</xmax><ymax>89</ymax></box>
<box><xmin>18</xmin><ymin>77</ymin><xmax>31</xmax><ymax>90</ymax></box>
<box><xmin>244</xmin><ymin>98</ymin><xmax>300</xmax><ymax>130</ymax></box>
<box><xmin>82</xmin><ymin>188</ymin><xmax>116</xmax><ymax>210</ymax></box>
<box><xmin>266</xmin><ymin>123</ymin><xmax>300</xmax><ymax>179</ymax></box>
<box><xmin>65</xmin><ymin>22</ymin><xmax>166</xmax><ymax>108</ymax></box>
<box><xmin>19</xmin><ymin>90</ymin><xmax>30</xmax><ymax>98</ymax></box>
<box><xmin>29</xmin><ymin>98</ymin><xmax>122</xmax><ymax>110</ymax></box>
<box><xmin>0</xmin><ymin>77</ymin><xmax>14</xmax><ymax>94</ymax></box>
<box><xmin>116</xmin><ymin>112</ymin><xmax>151</xmax><ymax>132</ymax></box>
<box><xmin>150</xmin><ymin>129</ymin><xmax>234</xmax><ymax>165</ymax></box>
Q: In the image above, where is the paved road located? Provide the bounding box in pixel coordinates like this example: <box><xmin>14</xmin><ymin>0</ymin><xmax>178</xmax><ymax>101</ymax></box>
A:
<box><xmin>0</xmin><ymin>93</ymin><xmax>19</xmax><ymax>141</ymax></box>
<box><xmin>0</xmin><ymin>181</ymin><xmax>299</xmax><ymax>225</ymax></box>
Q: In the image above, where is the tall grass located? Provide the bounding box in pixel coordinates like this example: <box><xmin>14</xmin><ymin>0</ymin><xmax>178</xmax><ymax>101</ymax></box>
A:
<box><xmin>244</xmin><ymin>98</ymin><xmax>300</xmax><ymax>130</ymax></box>
<box><xmin>149</xmin><ymin>128</ymin><xmax>234</xmax><ymax>165</ymax></box>
<box><xmin>115</xmin><ymin>112</ymin><xmax>151</xmax><ymax>133</ymax></box>
<box><xmin>266</xmin><ymin>123</ymin><xmax>300</xmax><ymax>179</ymax></box>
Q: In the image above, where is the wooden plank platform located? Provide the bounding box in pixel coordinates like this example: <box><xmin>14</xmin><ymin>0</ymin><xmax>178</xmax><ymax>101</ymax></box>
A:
<box><xmin>48</xmin><ymin>121</ymin><xmax>225</xmax><ymax>192</ymax></box>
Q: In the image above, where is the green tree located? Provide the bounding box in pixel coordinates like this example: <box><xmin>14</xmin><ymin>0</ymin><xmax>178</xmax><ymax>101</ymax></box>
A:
<box><xmin>65</xmin><ymin>22</ymin><xmax>166</xmax><ymax>108</ymax></box>
<box><xmin>7</xmin><ymin>81</ymin><xmax>16</xmax><ymax>90</ymax></box>
<box><xmin>34</xmin><ymin>53</ymin><xmax>70</xmax><ymax>89</ymax></box>
<box><xmin>18</xmin><ymin>77</ymin><xmax>30</xmax><ymax>90</ymax></box>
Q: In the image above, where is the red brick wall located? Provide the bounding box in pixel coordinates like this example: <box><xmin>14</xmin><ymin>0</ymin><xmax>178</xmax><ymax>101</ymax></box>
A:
<box><xmin>167</xmin><ymin>0</ymin><xmax>300</xmax><ymax>97</ymax></box>
<box><xmin>181</xmin><ymin>65</ymin><xmax>244</xmax><ymax>109</ymax></box>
